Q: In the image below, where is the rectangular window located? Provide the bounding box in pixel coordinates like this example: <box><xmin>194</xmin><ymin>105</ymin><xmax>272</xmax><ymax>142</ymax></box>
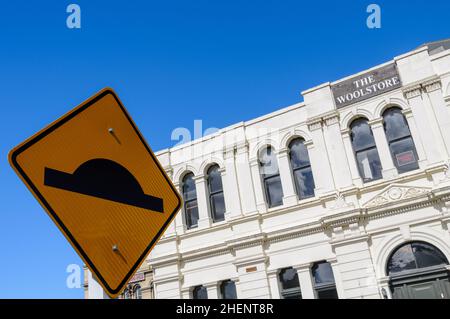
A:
<box><xmin>210</xmin><ymin>193</ymin><xmax>225</xmax><ymax>222</ymax></box>
<box><xmin>293</xmin><ymin>167</ymin><xmax>315</xmax><ymax>199</ymax></box>
<box><xmin>312</xmin><ymin>262</ymin><xmax>338</xmax><ymax>299</ymax></box>
<box><xmin>264</xmin><ymin>175</ymin><xmax>283</xmax><ymax>207</ymax></box>
<box><xmin>185</xmin><ymin>200</ymin><xmax>199</xmax><ymax>229</ymax></box>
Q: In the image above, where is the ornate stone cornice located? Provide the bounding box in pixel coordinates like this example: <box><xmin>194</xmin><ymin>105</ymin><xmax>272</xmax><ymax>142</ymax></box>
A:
<box><xmin>422</xmin><ymin>78</ymin><xmax>442</xmax><ymax>93</ymax></box>
<box><xmin>148</xmin><ymin>184</ymin><xmax>450</xmax><ymax>267</ymax></box>
<box><xmin>322</xmin><ymin>111</ymin><xmax>340</xmax><ymax>126</ymax></box>
<box><xmin>403</xmin><ymin>84</ymin><xmax>422</xmax><ymax>99</ymax></box>
<box><xmin>306</xmin><ymin>118</ymin><xmax>323</xmax><ymax>132</ymax></box>
<box><xmin>402</xmin><ymin>76</ymin><xmax>442</xmax><ymax>98</ymax></box>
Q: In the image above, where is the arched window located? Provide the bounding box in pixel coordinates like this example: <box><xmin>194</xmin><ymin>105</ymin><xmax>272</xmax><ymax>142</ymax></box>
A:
<box><xmin>278</xmin><ymin>267</ymin><xmax>302</xmax><ymax>299</ymax></box>
<box><xmin>259</xmin><ymin>147</ymin><xmax>284</xmax><ymax>208</ymax></box>
<box><xmin>387</xmin><ymin>241</ymin><xmax>448</xmax><ymax>276</ymax></box>
<box><xmin>312</xmin><ymin>261</ymin><xmax>338</xmax><ymax>299</ymax></box>
<box><xmin>383</xmin><ymin>108</ymin><xmax>419</xmax><ymax>173</ymax></box>
<box><xmin>133</xmin><ymin>284</ymin><xmax>142</xmax><ymax>299</ymax></box>
<box><xmin>123</xmin><ymin>288</ymin><xmax>131</xmax><ymax>299</ymax></box>
<box><xmin>192</xmin><ymin>285</ymin><xmax>208</xmax><ymax>299</ymax></box>
<box><xmin>220</xmin><ymin>280</ymin><xmax>237</xmax><ymax>299</ymax></box>
<box><xmin>350</xmin><ymin>118</ymin><xmax>382</xmax><ymax>182</ymax></box>
<box><xmin>207</xmin><ymin>165</ymin><xmax>226</xmax><ymax>222</ymax></box>
<box><xmin>288</xmin><ymin>138</ymin><xmax>315</xmax><ymax>199</ymax></box>
<box><xmin>182</xmin><ymin>173</ymin><xmax>199</xmax><ymax>229</ymax></box>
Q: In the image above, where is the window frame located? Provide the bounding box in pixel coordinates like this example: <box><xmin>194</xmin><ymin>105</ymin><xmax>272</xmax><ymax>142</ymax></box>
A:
<box><xmin>192</xmin><ymin>285</ymin><xmax>208</xmax><ymax>299</ymax></box>
<box><xmin>182</xmin><ymin>172</ymin><xmax>199</xmax><ymax>229</ymax></box>
<box><xmin>349</xmin><ymin>118</ymin><xmax>383</xmax><ymax>183</ymax></box>
<box><xmin>311</xmin><ymin>261</ymin><xmax>339</xmax><ymax>299</ymax></box>
<box><xmin>278</xmin><ymin>267</ymin><xmax>302</xmax><ymax>299</ymax></box>
<box><xmin>206</xmin><ymin>165</ymin><xmax>226</xmax><ymax>223</ymax></box>
<box><xmin>386</xmin><ymin>241</ymin><xmax>449</xmax><ymax>276</ymax></box>
<box><xmin>220</xmin><ymin>280</ymin><xmax>237</xmax><ymax>299</ymax></box>
<box><xmin>259</xmin><ymin>146</ymin><xmax>284</xmax><ymax>208</ymax></box>
<box><xmin>382</xmin><ymin>108</ymin><xmax>419</xmax><ymax>174</ymax></box>
<box><xmin>133</xmin><ymin>284</ymin><xmax>142</xmax><ymax>299</ymax></box>
<box><xmin>288</xmin><ymin>138</ymin><xmax>315</xmax><ymax>200</ymax></box>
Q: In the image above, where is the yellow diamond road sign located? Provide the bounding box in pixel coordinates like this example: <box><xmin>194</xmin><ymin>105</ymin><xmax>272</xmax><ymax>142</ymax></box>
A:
<box><xmin>8</xmin><ymin>88</ymin><xmax>182</xmax><ymax>298</ymax></box>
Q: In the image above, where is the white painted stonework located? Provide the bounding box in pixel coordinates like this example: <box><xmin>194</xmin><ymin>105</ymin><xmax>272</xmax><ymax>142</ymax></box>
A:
<box><xmin>91</xmin><ymin>41</ymin><xmax>450</xmax><ymax>299</ymax></box>
<box><xmin>146</xmin><ymin>42</ymin><xmax>450</xmax><ymax>299</ymax></box>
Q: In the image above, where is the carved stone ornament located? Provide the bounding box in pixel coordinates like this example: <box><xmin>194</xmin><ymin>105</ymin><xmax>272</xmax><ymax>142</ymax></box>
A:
<box><xmin>330</xmin><ymin>191</ymin><xmax>353</xmax><ymax>210</ymax></box>
<box><xmin>363</xmin><ymin>184</ymin><xmax>431</xmax><ymax>208</ymax></box>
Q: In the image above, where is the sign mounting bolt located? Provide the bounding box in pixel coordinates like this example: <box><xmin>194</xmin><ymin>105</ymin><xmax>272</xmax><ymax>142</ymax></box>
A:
<box><xmin>112</xmin><ymin>244</ymin><xmax>119</xmax><ymax>252</ymax></box>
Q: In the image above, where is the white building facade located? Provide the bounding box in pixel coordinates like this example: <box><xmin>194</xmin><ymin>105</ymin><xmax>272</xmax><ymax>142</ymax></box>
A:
<box><xmin>148</xmin><ymin>40</ymin><xmax>450</xmax><ymax>299</ymax></box>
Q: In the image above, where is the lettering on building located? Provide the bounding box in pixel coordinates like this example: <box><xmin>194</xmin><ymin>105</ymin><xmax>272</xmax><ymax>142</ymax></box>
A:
<box><xmin>331</xmin><ymin>63</ymin><xmax>402</xmax><ymax>108</ymax></box>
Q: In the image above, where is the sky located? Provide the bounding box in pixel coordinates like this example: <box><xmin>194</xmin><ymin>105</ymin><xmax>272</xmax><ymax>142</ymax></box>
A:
<box><xmin>0</xmin><ymin>0</ymin><xmax>449</xmax><ymax>298</ymax></box>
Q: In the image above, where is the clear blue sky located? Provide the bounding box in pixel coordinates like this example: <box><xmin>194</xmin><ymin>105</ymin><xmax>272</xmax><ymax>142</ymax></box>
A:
<box><xmin>0</xmin><ymin>1</ymin><xmax>448</xmax><ymax>298</ymax></box>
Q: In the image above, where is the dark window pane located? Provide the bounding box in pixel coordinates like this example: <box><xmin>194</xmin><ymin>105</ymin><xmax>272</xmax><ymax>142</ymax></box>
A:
<box><xmin>193</xmin><ymin>286</ymin><xmax>208</xmax><ymax>299</ymax></box>
<box><xmin>207</xmin><ymin>166</ymin><xmax>223</xmax><ymax>193</ymax></box>
<box><xmin>265</xmin><ymin>175</ymin><xmax>283</xmax><ymax>207</ymax></box>
<box><xmin>294</xmin><ymin>167</ymin><xmax>315</xmax><ymax>199</ymax></box>
<box><xmin>383</xmin><ymin>108</ymin><xmax>419</xmax><ymax>174</ymax></box>
<box><xmin>182</xmin><ymin>173</ymin><xmax>197</xmax><ymax>201</ymax></box>
<box><xmin>316</xmin><ymin>288</ymin><xmax>338</xmax><ymax>299</ymax></box>
<box><xmin>259</xmin><ymin>147</ymin><xmax>284</xmax><ymax>207</ymax></box>
<box><xmin>210</xmin><ymin>193</ymin><xmax>225</xmax><ymax>222</ymax></box>
<box><xmin>279</xmin><ymin>268</ymin><xmax>300</xmax><ymax>290</ymax></box>
<box><xmin>185</xmin><ymin>200</ymin><xmax>199</xmax><ymax>228</ymax></box>
<box><xmin>412</xmin><ymin>242</ymin><xmax>448</xmax><ymax>269</ymax></box>
<box><xmin>312</xmin><ymin>262</ymin><xmax>335</xmax><ymax>285</ymax></box>
<box><xmin>387</xmin><ymin>243</ymin><xmax>416</xmax><ymax>275</ymax></box>
<box><xmin>350</xmin><ymin>119</ymin><xmax>383</xmax><ymax>182</ymax></box>
<box><xmin>350</xmin><ymin>119</ymin><xmax>376</xmax><ymax>151</ymax></box>
<box><xmin>221</xmin><ymin>281</ymin><xmax>237</xmax><ymax>299</ymax></box>
<box><xmin>289</xmin><ymin>139</ymin><xmax>311</xmax><ymax>169</ymax></box>
<box><xmin>389</xmin><ymin>138</ymin><xmax>419</xmax><ymax>173</ymax></box>
<box><xmin>383</xmin><ymin>108</ymin><xmax>411</xmax><ymax>142</ymax></box>
<box><xmin>282</xmin><ymin>293</ymin><xmax>302</xmax><ymax>299</ymax></box>
<box><xmin>355</xmin><ymin>148</ymin><xmax>382</xmax><ymax>181</ymax></box>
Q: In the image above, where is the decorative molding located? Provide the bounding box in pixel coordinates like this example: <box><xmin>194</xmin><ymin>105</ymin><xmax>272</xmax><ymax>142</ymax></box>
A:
<box><xmin>368</xmin><ymin>118</ymin><xmax>384</xmax><ymax>129</ymax></box>
<box><xmin>323</xmin><ymin>113</ymin><xmax>340</xmax><ymax>126</ymax></box>
<box><xmin>363</xmin><ymin>184</ymin><xmax>431</xmax><ymax>208</ymax></box>
<box><xmin>403</xmin><ymin>84</ymin><xmax>422</xmax><ymax>99</ymax></box>
<box><xmin>329</xmin><ymin>191</ymin><xmax>354</xmax><ymax>211</ymax></box>
<box><xmin>235</xmin><ymin>141</ymin><xmax>249</xmax><ymax>154</ymax></box>
<box><xmin>403</xmin><ymin>76</ymin><xmax>442</xmax><ymax>97</ymax></box>
<box><xmin>192</xmin><ymin>174</ymin><xmax>205</xmax><ymax>182</ymax></box>
<box><xmin>422</xmin><ymin>78</ymin><xmax>442</xmax><ymax>93</ymax></box>
<box><xmin>340</xmin><ymin>128</ymin><xmax>351</xmax><ymax>137</ymax></box>
<box><xmin>307</xmin><ymin>119</ymin><xmax>322</xmax><ymax>131</ymax></box>
<box><xmin>401</xmin><ymin>108</ymin><xmax>413</xmax><ymax>118</ymax></box>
